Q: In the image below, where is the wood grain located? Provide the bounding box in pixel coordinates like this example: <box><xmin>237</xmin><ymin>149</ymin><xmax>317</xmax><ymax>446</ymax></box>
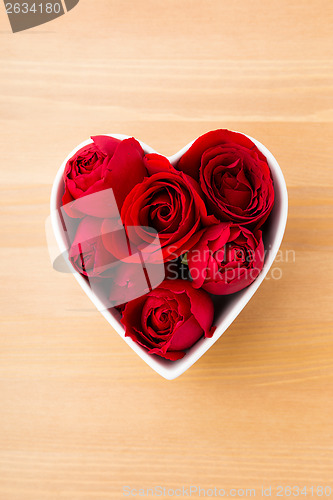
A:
<box><xmin>0</xmin><ymin>1</ymin><xmax>333</xmax><ymax>499</ymax></box>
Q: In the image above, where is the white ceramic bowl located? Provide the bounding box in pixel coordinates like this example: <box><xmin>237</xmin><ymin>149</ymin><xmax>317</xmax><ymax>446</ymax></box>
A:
<box><xmin>50</xmin><ymin>133</ymin><xmax>288</xmax><ymax>380</ymax></box>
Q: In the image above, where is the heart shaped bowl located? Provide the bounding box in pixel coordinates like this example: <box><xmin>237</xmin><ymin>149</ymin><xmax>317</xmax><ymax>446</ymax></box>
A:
<box><xmin>50</xmin><ymin>132</ymin><xmax>288</xmax><ymax>380</ymax></box>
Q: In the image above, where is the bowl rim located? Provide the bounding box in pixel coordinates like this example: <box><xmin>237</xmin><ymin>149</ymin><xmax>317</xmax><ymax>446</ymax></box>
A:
<box><xmin>50</xmin><ymin>131</ymin><xmax>288</xmax><ymax>380</ymax></box>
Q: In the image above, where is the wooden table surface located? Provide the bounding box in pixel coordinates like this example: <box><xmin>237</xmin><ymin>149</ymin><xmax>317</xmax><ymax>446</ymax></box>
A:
<box><xmin>1</xmin><ymin>1</ymin><xmax>333</xmax><ymax>499</ymax></box>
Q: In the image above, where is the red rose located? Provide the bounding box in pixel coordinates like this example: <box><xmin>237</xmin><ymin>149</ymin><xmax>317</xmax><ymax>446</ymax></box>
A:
<box><xmin>143</xmin><ymin>152</ymin><xmax>177</xmax><ymax>175</ymax></box>
<box><xmin>177</xmin><ymin>129</ymin><xmax>274</xmax><ymax>229</ymax></box>
<box><xmin>68</xmin><ymin>217</ymin><xmax>115</xmax><ymax>277</ymax></box>
<box><xmin>68</xmin><ymin>216</ymin><xmax>166</xmax><ymax>305</ymax></box>
<box><xmin>62</xmin><ymin>135</ymin><xmax>147</xmax><ymax>218</ymax></box>
<box><xmin>121</xmin><ymin>280</ymin><xmax>215</xmax><ymax>360</ymax></box>
<box><xmin>111</xmin><ymin>155</ymin><xmax>217</xmax><ymax>262</ymax></box>
<box><xmin>187</xmin><ymin>223</ymin><xmax>264</xmax><ymax>295</ymax></box>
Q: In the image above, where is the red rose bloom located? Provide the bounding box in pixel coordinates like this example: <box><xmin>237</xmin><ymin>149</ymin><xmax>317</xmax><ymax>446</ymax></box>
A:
<box><xmin>68</xmin><ymin>217</ymin><xmax>115</xmax><ymax>277</ymax></box>
<box><xmin>68</xmin><ymin>216</ymin><xmax>166</xmax><ymax>306</ymax></box>
<box><xmin>187</xmin><ymin>223</ymin><xmax>265</xmax><ymax>295</ymax></box>
<box><xmin>111</xmin><ymin>156</ymin><xmax>217</xmax><ymax>262</ymax></box>
<box><xmin>62</xmin><ymin>135</ymin><xmax>147</xmax><ymax>218</ymax></box>
<box><xmin>121</xmin><ymin>280</ymin><xmax>215</xmax><ymax>360</ymax></box>
<box><xmin>177</xmin><ymin>129</ymin><xmax>274</xmax><ymax>229</ymax></box>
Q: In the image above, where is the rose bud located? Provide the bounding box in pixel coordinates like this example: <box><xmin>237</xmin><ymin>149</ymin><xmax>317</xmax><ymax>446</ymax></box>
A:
<box><xmin>177</xmin><ymin>129</ymin><xmax>274</xmax><ymax>229</ymax></box>
<box><xmin>115</xmin><ymin>156</ymin><xmax>217</xmax><ymax>263</ymax></box>
<box><xmin>62</xmin><ymin>135</ymin><xmax>147</xmax><ymax>218</ymax></box>
<box><xmin>187</xmin><ymin>223</ymin><xmax>265</xmax><ymax>295</ymax></box>
<box><xmin>121</xmin><ymin>280</ymin><xmax>216</xmax><ymax>360</ymax></box>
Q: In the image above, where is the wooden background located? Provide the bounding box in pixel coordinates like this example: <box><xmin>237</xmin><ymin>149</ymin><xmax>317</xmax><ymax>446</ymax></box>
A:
<box><xmin>0</xmin><ymin>1</ymin><xmax>332</xmax><ymax>498</ymax></box>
